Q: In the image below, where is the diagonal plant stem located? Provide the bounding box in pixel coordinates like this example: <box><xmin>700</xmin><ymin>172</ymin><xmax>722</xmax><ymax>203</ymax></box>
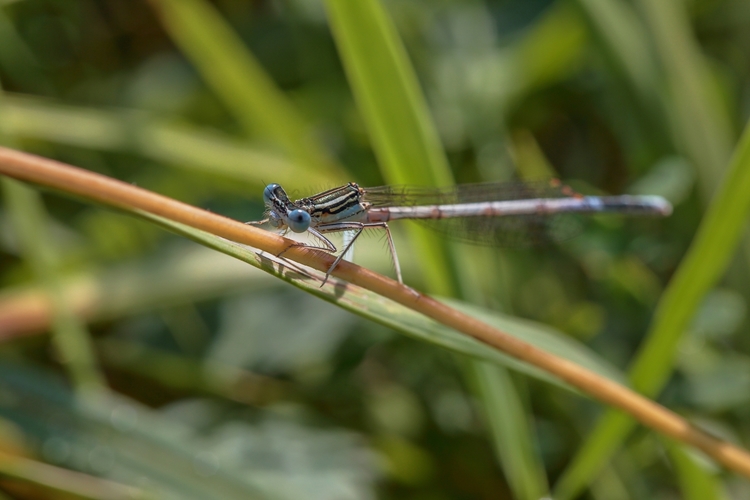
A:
<box><xmin>0</xmin><ymin>450</ymin><xmax>142</xmax><ymax>500</ymax></box>
<box><xmin>1</xmin><ymin>145</ymin><xmax>750</xmax><ymax>477</ymax></box>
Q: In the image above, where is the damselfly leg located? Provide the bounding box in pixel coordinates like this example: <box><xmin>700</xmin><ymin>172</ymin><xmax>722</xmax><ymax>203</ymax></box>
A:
<box><xmin>315</xmin><ymin>221</ymin><xmax>402</xmax><ymax>285</ymax></box>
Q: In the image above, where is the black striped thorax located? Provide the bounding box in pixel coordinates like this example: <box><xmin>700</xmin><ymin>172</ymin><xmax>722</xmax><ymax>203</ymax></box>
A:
<box><xmin>296</xmin><ymin>182</ymin><xmax>371</xmax><ymax>224</ymax></box>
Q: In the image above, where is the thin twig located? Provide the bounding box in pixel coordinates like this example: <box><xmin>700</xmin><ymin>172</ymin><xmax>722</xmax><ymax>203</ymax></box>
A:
<box><xmin>1</xmin><ymin>145</ymin><xmax>749</xmax><ymax>477</ymax></box>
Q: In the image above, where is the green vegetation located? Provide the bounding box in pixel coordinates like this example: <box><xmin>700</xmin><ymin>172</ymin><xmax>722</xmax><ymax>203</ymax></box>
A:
<box><xmin>1</xmin><ymin>0</ymin><xmax>749</xmax><ymax>498</ymax></box>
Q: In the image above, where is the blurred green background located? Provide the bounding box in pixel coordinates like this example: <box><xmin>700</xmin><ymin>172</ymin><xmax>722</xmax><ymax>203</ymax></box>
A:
<box><xmin>0</xmin><ymin>0</ymin><xmax>749</xmax><ymax>498</ymax></box>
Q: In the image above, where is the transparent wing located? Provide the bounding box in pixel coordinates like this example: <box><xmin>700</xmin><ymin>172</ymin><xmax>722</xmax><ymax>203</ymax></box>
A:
<box><xmin>362</xmin><ymin>180</ymin><xmax>585</xmax><ymax>247</ymax></box>
<box><xmin>418</xmin><ymin>213</ymin><xmax>583</xmax><ymax>247</ymax></box>
<box><xmin>362</xmin><ymin>180</ymin><xmax>575</xmax><ymax>206</ymax></box>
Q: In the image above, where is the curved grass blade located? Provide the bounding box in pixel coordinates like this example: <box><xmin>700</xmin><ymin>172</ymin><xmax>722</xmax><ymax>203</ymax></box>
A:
<box><xmin>0</xmin><ymin>94</ymin><xmax>338</xmax><ymax>189</ymax></box>
<box><xmin>138</xmin><ymin>209</ymin><xmax>625</xmax><ymax>392</ymax></box>
<box><xmin>467</xmin><ymin>362</ymin><xmax>550</xmax><ymax>500</ymax></box>
<box><xmin>554</xmin><ymin>120</ymin><xmax>750</xmax><ymax>500</ymax></box>
<box><xmin>147</xmin><ymin>0</ymin><xmax>344</xmax><ymax>179</ymax></box>
<box><xmin>324</xmin><ymin>0</ymin><xmax>455</xmax><ymax>296</ymax></box>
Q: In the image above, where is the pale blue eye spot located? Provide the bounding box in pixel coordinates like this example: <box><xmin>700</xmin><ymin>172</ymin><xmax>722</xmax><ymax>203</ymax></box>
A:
<box><xmin>585</xmin><ymin>197</ymin><xmax>604</xmax><ymax>210</ymax></box>
<box><xmin>287</xmin><ymin>209</ymin><xmax>311</xmax><ymax>233</ymax></box>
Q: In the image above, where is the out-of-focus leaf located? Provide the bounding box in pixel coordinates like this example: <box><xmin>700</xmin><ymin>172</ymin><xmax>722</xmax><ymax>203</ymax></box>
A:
<box><xmin>688</xmin><ymin>288</ymin><xmax>747</xmax><ymax>341</ymax></box>
<box><xmin>468</xmin><ymin>362</ymin><xmax>549</xmax><ymax>500</ymax></box>
<box><xmin>148</xmin><ymin>0</ymin><xmax>344</xmax><ymax>179</ymax></box>
<box><xmin>97</xmin><ymin>338</ymin><xmax>288</xmax><ymax>406</ymax></box>
<box><xmin>629</xmin><ymin>156</ymin><xmax>696</xmax><ymax>206</ymax></box>
<box><xmin>0</xmin><ymin>95</ymin><xmax>339</xmax><ymax>189</ymax></box>
<box><xmin>509</xmin><ymin>129</ymin><xmax>557</xmax><ymax>180</ymax></box>
<box><xmin>573</xmin><ymin>0</ymin><xmax>667</xmax><ymax>141</ymax></box>
<box><xmin>684</xmin><ymin>355</ymin><xmax>750</xmax><ymax>412</ymax></box>
<box><xmin>636</xmin><ymin>0</ymin><xmax>733</xmax><ymax>197</ymax></box>
<box><xmin>1</xmin><ymin>159</ymin><xmax>104</xmax><ymax>392</ymax></box>
<box><xmin>0</xmin><ymin>361</ymin><xmax>374</xmax><ymax>500</ymax></box>
<box><xmin>0</xmin><ymin>10</ymin><xmax>53</xmax><ymax>95</ymax></box>
<box><xmin>323</xmin><ymin>0</ymin><xmax>452</xmax><ymax>188</ymax></box>
<box><xmin>514</xmin><ymin>3</ymin><xmax>587</xmax><ymax>94</ymax></box>
<box><xmin>445</xmin><ymin>299</ymin><xmax>625</xmax><ymax>385</ymax></box>
<box><xmin>665</xmin><ymin>440</ymin><xmax>725</xmax><ymax>500</ymax></box>
<box><xmin>208</xmin><ymin>292</ymin><xmax>357</xmax><ymax>373</ymax></box>
<box><xmin>0</xmin><ymin>451</ymin><xmax>143</xmax><ymax>500</ymax></box>
<box><xmin>0</xmin><ymin>244</ymin><xmax>276</xmax><ymax>339</ymax></box>
<box><xmin>429</xmin><ymin>3</ymin><xmax>587</xmax><ymax>152</ymax></box>
<box><xmin>589</xmin><ymin>465</ymin><xmax>631</xmax><ymax>500</ymax></box>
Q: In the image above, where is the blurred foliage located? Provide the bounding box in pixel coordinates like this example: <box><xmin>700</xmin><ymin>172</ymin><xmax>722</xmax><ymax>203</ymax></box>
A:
<box><xmin>0</xmin><ymin>0</ymin><xmax>749</xmax><ymax>499</ymax></box>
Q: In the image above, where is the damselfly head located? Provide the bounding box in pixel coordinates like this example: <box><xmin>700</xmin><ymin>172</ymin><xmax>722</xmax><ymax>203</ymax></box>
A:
<box><xmin>263</xmin><ymin>183</ymin><xmax>291</xmax><ymax>206</ymax></box>
<box><xmin>263</xmin><ymin>183</ymin><xmax>293</xmax><ymax>229</ymax></box>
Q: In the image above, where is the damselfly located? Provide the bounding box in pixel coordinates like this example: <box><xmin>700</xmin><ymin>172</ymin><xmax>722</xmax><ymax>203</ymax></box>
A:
<box><xmin>248</xmin><ymin>180</ymin><xmax>672</xmax><ymax>284</ymax></box>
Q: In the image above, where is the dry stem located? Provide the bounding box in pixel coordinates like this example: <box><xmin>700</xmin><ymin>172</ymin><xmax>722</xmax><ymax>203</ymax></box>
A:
<box><xmin>1</xmin><ymin>146</ymin><xmax>749</xmax><ymax>477</ymax></box>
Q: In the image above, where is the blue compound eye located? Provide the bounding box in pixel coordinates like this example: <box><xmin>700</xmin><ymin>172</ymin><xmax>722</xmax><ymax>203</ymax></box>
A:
<box><xmin>263</xmin><ymin>183</ymin><xmax>280</xmax><ymax>205</ymax></box>
<box><xmin>287</xmin><ymin>209</ymin><xmax>311</xmax><ymax>233</ymax></box>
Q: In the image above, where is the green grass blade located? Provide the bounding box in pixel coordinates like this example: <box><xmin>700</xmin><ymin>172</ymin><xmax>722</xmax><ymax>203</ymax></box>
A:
<box><xmin>468</xmin><ymin>362</ymin><xmax>550</xmax><ymax>500</ymax></box>
<box><xmin>554</xmin><ymin>120</ymin><xmax>750</xmax><ymax>499</ymax></box>
<box><xmin>665</xmin><ymin>440</ymin><xmax>724</xmax><ymax>500</ymax></box>
<box><xmin>323</xmin><ymin>3</ymin><xmax>554</xmax><ymax>494</ymax></box>
<box><xmin>572</xmin><ymin>0</ymin><xmax>669</xmax><ymax>145</ymax></box>
<box><xmin>0</xmin><ymin>224</ymin><xmax>622</xmax><ymax>394</ymax></box>
<box><xmin>513</xmin><ymin>3</ymin><xmax>588</xmax><ymax>96</ymax></box>
<box><xmin>0</xmin><ymin>9</ymin><xmax>54</xmax><ymax>95</ymax></box>
<box><xmin>636</xmin><ymin>0</ymin><xmax>733</xmax><ymax>196</ymax></box>
<box><xmin>574</xmin><ymin>0</ymin><xmax>656</xmax><ymax>95</ymax></box>
<box><xmin>323</xmin><ymin>0</ymin><xmax>452</xmax><ymax>187</ymax></box>
<box><xmin>324</xmin><ymin>0</ymin><xmax>455</xmax><ymax>295</ymax></box>
<box><xmin>135</xmin><ymin>210</ymin><xmax>624</xmax><ymax>392</ymax></box>
<box><xmin>0</xmin><ymin>94</ymin><xmax>341</xmax><ymax>189</ymax></box>
<box><xmin>148</xmin><ymin>0</ymin><xmax>343</xmax><ymax>178</ymax></box>
<box><xmin>0</xmin><ymin>200</ymin><xmax>620</xmax><ymax>447</ymax></box>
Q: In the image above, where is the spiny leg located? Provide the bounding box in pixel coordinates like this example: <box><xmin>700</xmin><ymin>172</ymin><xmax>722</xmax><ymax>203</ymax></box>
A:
<box><xmin>377</xmin><ymin>222</ymin><xmax>403</xmax><ymax>284</ymax></box>
<box><xmin>285</xmin><ymin>226</ymin><xmax>338</xmax><ymax>254</ymax></box>
<box><xmin>244</xmin><ymin>217</ymin><xmax>345</xmax><ymax>281</ymax></box>
<box><xmin>322</xmin><ymin>225</ymin><xmax>366</xmax><ymax>286</ymax></box>
<box><xmin>317</xmin><ymin>221</ymin><xmax>403</xmax><ymax>285</ymax></box>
